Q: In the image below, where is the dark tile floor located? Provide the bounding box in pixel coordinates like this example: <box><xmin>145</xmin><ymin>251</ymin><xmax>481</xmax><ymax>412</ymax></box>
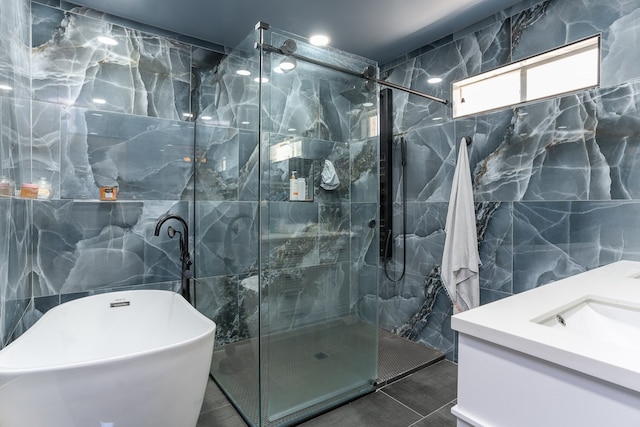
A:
<box><xmin>197</xmin><ymin>359</ymin><xmax>458</xmax><ymax>427</ymax></box>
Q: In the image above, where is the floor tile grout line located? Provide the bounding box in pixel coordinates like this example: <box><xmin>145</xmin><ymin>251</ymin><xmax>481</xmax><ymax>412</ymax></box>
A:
<box><xmin>378</xmin><ymin>390</ymin><xmax>425</xmax><ymax>418</ymax></box>
<box><xmin>405</xmin><ymin>398</ymin><xmax>458</xmax><ymax>427</ymax></box>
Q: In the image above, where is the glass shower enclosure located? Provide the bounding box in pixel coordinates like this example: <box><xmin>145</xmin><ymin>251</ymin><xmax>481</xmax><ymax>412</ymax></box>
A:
<box><xmin>194</xmin><ymin>23</ymin><xmax>380</xmax><ymax>426</ymax></box>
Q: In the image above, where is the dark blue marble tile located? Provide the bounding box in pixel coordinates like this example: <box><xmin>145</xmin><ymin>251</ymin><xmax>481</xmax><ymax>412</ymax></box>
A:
<box><xmin>31</xmin><ymin>3</ymin><xmax>191</xmax><ymax>120</ymax></box>
<box><xmin>0</xmin><ymin>0</ymin><xmax>30</xmax><ymax>101</ymax></box>
<box><xmin>478</xmin><ymin>202</ymin><xmax>513</xmax><ymax>293</ymax></box>
<box><xmin>32</xmin><ymin>200</ymin><xmax>189</xmax><ymax>296</ymax></box>
<box><xmin>195</xmin><ymin>125</ymin><xmax>240</xmax><ymax>201</ymax></box>
<box><xmin>60</xmin><ymin>108</ymin><xmax>194</xmax><ymax>200</ymax></box>
<box><xmin>195</xmin><ymin>201</ymin><xmax>258</xmax><ymax>277</ymax></box>
<box><xmin>511</xmin><ymin>0</ymin><xmax>640</xmax><ymax>89</ymax></box>
<box><xmin>398</xmin><ymin>124</ymin><xmax>455</xmax><ymax>203</ymax></box>
<box><xmin>513</xmin><ymin>201</ymin><xmax>583</xmax><ymax>293</ymax></box>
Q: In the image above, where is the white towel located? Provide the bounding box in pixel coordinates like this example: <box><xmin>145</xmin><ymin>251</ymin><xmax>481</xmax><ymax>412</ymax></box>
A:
<box><xmin>441</xmin><ymin>138</ymin><xmax>481</xmax><ymax>314</ymax></box>
<box><xmin>320</xmin><ymin>159</ymin><xmax>340</xmax><ymax>190</ymax></box>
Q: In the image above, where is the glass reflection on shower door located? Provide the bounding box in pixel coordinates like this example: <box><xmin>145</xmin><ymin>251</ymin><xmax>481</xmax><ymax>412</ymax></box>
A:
<box><xmin>259</xmin><ymin>27</ymin><xmax>379</xmax><ymax>426</ymax></box>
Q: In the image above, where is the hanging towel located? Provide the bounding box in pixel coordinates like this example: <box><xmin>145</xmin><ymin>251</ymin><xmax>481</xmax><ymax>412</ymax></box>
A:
<box><xmin>320</xmin><ymin>159</ymin><xmax>340</xmax><ymax>190</ymax></box>
<box><xmin>441</xmin><ymin>138</ymin><xmax>481</xmax><ymax>314</ymax></box>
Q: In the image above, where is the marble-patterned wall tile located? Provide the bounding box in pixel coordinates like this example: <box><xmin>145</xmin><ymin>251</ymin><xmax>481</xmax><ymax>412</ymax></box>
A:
<box><xmin>318</xmin><ymin>202</ymin><xmax>351</xmax><ymax>264</ymax></box>
<box><xmin>478</xmin><ymin>202</ymin><xmax>513</xmax><ymax>293</ymax></box>
<box><xmin>195</xmin><ymin>124</ymin><xmax>239</xmax><ymax>201</ymax></box>
<box><xmin>31</xmin><ymin>200</ymin><xmax>189</xmax><ymax>297</ymax></box>
<box><xmin>31</xmin><ymin>101</ymin><xmax>61</xmax><ymax>194</ymax></box>
<box><xmin>591</xmin><ymin>82</ymin><xmax>640</xmax><ymax>199</ymax></box>
<box><xmin>386</xmin><ymin>19</ymin><xmax>510</xmax><ymax>133</ymax></box>
<box><xmin>396</xmin><ymin>124</ymin><xmax>455</xmax><ymax>203</ymax></box>
<box><xmin>350</xmin><ymin>137</ymin><xmax>378</xmax><ymax>203</ymax></box>
<box><xmin>265</xmin><ymin>201</ymin><xmax>320</xmax><ymax>270</ymax></box>
<box><xmin>0</xmin><ymin>0</ymin><xmax>30</xmax><ymax>101</ymax></box>
<box><xmin>263</xmin><ymin>263</ymin><xmax>352</xmax><ymax>333</ymax></box>
<box><xmin>351</xmin><ymin>203</ymin><xmax>379</xmax><ymax>268</ymax></box>
<box><xmin>511</xmin><ymin>0</ymin><xmax>640</xmax><ymax>89</ymax></box>
<box><xmin>513</xmin><ymin>201</ymin><xmax>582</xmax><ymax>293</ymax></box>
<box><xmin>3</xmin><ymin>97</ymin><xmax>31</xmax><ymax>186</ymax></box>
<box><xmin>1</xmin><ymin>199</ymin><xmax>30</xmax><ymax>346</ymax></box>
<box><xmin>195</xmin><ymin>275</ymin><xmax>241</xmax><ymax>347</ymax></box>
<box><xmin>238</xmin><ymin>130</ymin><xmax>259</xmax><ymax>201</ymax></box>
<box><xmin>60</xmin><ymin>108</ymin><xmax>194</xmax><ymax>200</ymax></box>
<box><xmin>32</xmin><ymin>3</ymin><xmax>191</xmax><ymax>120</ymax></box>
<box><xmin>195</xmin><ymin>201</ymin><xmax>258</xmax><ymax>278</ymax></box>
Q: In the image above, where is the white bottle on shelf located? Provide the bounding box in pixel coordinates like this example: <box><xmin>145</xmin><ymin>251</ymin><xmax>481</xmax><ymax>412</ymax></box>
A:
<box><xmin>297</xmin><ymin>177</ymin><xmax>306</xmax><ymax>201</ymax></box>
<box><xmin>289</xmin><ymin>171</ymin><xmax>298</xmax><ymax>201</ymax></box>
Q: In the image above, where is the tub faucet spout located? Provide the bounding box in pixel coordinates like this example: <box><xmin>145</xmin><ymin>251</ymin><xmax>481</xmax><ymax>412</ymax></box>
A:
<box><xmin>154</xmin><ymin>214</ymin><xmax>192</xmax><ymax>303</ymax></box>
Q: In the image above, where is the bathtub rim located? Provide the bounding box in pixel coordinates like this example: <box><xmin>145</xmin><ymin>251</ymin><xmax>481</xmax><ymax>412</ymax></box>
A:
<box><xmin>0</xmin><ymin>289</ymin><xmax>216</xmax><ymax>375</ymax></box>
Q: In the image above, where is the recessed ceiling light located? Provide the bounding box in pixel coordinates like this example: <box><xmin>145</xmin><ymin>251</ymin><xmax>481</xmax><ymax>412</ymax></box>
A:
<box><xmin>362</xmin><ymin>102</ymin><xmax>374</xmax><ymax>107</ymax></box>
<box><xmin>97</xmin><ymin>36</ymin><xmax>118</xmax><ymax>46</ymax></box>
<box><xmin>236</xmin><ymin>69</ymin><xmax>251</xmax><ymax>76</ymax></box>
<box><xmin>309</xmin><ymin>34</ymin><xmax>330</xmax><ymax>46</ymax></box>
<box><xmin>241</xmin><ymin>121</ymin><xmax>250</xmax><ymax>125</ymax></box>
<box><xmin>201</xmin><ymin>116</ymin><xmax>212</xmax><ymax>121</ymax></box>
<box><xmin>92</xmin><ymin>98</ymin><xmax>107</xmax><ymax>104</ymax></box>
<box><xmin>254</xmin><ymin>77</ymin><xmax>269</xmax><ymax>83</ymax></box>
<box><xmin>427</xmin><ymin>77</ymin><xmax>443</xmax><ymax>84</ymax></box>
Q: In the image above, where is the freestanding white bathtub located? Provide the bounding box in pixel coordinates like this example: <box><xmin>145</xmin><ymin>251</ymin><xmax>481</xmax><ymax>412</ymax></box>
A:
<box><xmin>0</xmin><ymin>290</ymin><xmax>216</xmax><ymax>427</ymax></box>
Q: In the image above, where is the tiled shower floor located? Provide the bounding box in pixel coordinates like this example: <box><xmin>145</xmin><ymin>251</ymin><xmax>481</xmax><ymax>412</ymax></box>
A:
<box><xmin>197</xmin><ymin>331</ymin><xmax>457</xmax><ymax>427</ymax></box>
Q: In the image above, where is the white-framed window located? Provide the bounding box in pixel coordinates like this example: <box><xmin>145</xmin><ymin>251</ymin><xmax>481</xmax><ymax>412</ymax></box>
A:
<box><xmin>452</xmin><ymin>35</ymin><xmax>600</xmax><ymax>118</ymax></box>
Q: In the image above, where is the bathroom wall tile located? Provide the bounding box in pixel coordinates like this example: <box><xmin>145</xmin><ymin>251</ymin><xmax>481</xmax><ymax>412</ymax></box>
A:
<box><xmin>3</xmin><ymin>97</ymin><xmax>31</xmax><ymax>186</ymax></box>
<box><xmin>265</xmin><ymin>201</ymin><xmax>320</xmax><ymax>270</ymax></box>
<box><xmin>350</xmin><ymin>137</ymin><xmax>377</xmax><ymax>203</ymax></box>
<box><xmin>0</xmin><ymin>0</ymin><xmax>30</xmax><ymax>101</ymax></box>
<box><xmin>195</xmin><ymin>125</ymin><xmax>239</xmax><ymax>201</ymax></box>
<box><xmin>196</xmin><ymin>275</ymin><xmax>241</xmax><ymax>347</ymax></box>
<box><xmin>318</xmin><ymin>202</ymin><xmax>351</xmax><ymax>264</ymax></box>
<box><xmin>31</xmin><ymin>199</ymin><xmax>189</xmax><ymax>296</ymax></box>
<box><xmin>591</xmin><ymin>82</ymin><xmax>640</xmax><ymax>200</ymax></box>
<box><xmin>31</xmin><ymin>101</ymin><xmax>62</xmax><ymax>195</ymax></box>
<box><xmin>478</xmin><ymin>202</ymin><xmax>513</xmax><ymax>293</ymax></box>
<box><xmin>237</xmin><ymin>130</ymin><xmax>259</xmax><ymax>202</ymax></box>
<box><xmin>195</xmin><ymin>201</ymin><xmax>258</xmax><ymax>277</ymax></box>
<box><xmin>31</xmin><ymin>3</ymin><xmax>191</xmax><ymax>120</ymax></box>
<box><xmin>567</xmin><ymin>201</ymin><xmax>640</xmax><ymax>267</ymax></box>
<box><xmin>512</xmin><ymin>0</ymin><xmax>640</xmax><ymax>89</ymax></box>
<box><xmin>350</xmin><ymin>203</ymin><xmax>379</xmax><ymax>268</ymax></box>
<box><xmin>513</xmin><ymin>201</ymin><xmax>583</xmax><ymax>293</ymax></box>
<box><xmin>398</xmin><ymin>124</ymin><xmax>455</xmax><ymax>203</ymax></box>
<box><xmin>263</xmin><ymin>263</ymin><xmax>352</xmax><ymax>333</ymax></box>
<box><xmin>60</xmin><ymin>108</ymin><xmax>194</xmax><ymax>200</ymax></box>
<box><xmin>413</xmin><ymin>287</ymin><xmax>455</xmax><ymax>357</ymax></box>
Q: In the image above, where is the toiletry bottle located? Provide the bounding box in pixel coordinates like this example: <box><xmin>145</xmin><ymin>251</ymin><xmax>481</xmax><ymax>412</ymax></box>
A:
<box><xmin>0</xmin><ymin>176</ymin><xmax>14</xmax><ymax>197</ymax></box>
<box><xmin>36</xmin><ymin>177</ymin><xmax>52</xmax><ymax>200</ymax></box>
<box><xmin>289</xmin><ymin>171</ymin><xmax>298</xmax><ymax>201</ymax></box>
<box><xmin>297</xmin><ymin>177</ymin><xmax>306</xmax><ymax>201</ymax></box>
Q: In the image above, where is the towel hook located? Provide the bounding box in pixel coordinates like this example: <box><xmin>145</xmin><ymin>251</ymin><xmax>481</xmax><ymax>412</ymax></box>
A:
<box><xmin>464</xmin><ymin>136</ymin><xmax>472</xmax><ymax>146</ymax></box>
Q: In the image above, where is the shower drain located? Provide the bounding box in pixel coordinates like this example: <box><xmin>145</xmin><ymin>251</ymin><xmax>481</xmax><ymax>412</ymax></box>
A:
<box><xmin>313</xmin><ymin>352</ymin><xmax>329</xmax><ymax>360</ymax></box>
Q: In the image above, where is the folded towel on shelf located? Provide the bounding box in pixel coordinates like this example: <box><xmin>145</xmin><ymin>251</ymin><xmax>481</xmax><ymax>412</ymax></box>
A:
<box><xmin>441</xmin><ymin>138</ymin><xmax>481</xmax><ymax>314</ymax></box>
<box><xmin>320</xmin><ymin>159</ymin><xmax>340</xmax><ymax>190</ymax></box>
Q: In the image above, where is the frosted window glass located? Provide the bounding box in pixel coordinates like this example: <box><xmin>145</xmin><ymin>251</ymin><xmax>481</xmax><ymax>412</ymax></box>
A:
<box><xmin>526</xmin><ymin>49</ymin><xmax>599</xmax><ymax>100</ymax></box>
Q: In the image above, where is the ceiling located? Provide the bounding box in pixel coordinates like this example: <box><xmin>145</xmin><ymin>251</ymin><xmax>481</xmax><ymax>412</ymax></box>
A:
<box><xmin>69</xmin><ymin>0</ymin><xmax>526</xmax><ymax>64</ymax></box>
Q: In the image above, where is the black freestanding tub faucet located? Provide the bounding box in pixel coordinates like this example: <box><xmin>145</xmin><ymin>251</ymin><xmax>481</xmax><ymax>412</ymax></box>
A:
<box><xmin>154</xmin><ymin>214</ymin><xmax>192</xmax><ymax>303</ymax></box>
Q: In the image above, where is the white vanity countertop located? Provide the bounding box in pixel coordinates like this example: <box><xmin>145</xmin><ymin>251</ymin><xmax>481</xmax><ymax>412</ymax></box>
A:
<box><xmin>452</xmin><ymin>260</ymin><xmax>640</xmax><ymax>393</ymax></box>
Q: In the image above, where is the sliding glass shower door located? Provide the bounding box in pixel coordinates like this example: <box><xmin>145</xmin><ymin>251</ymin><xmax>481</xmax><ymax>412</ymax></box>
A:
<box><xmin>195</xmin><ymin>24</ymin><xmax>380</xmax><ymax>427</ymax></box>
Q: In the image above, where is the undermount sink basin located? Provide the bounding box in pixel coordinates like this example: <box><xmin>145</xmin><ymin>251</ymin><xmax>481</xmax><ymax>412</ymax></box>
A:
<box><xmin>534</xmin><ymin>297</ymin><xmax>640</xmax><ymax>347</ymax></box>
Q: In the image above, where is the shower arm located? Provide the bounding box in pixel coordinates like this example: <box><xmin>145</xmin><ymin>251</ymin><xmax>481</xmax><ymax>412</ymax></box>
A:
<box><xmin>257</xmin><ymin>42</ymin><xmax>449</xmax><ymax>105</ymax></box>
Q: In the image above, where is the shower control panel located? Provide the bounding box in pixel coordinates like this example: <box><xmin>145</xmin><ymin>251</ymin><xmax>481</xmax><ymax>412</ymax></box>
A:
<box><xmin>379</xmin><ymin>88</ymin><xmax>393</xmax><ymax>259</ymax></box>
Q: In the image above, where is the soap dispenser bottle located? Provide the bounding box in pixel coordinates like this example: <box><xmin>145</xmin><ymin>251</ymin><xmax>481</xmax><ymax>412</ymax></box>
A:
<box><xmin>289</xmin><ymin>171</ymin><xmax>298</xmax><ymax>201</ymax></box>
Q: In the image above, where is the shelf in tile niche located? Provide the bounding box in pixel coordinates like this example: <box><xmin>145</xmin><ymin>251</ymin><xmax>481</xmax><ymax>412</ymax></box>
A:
<box><xmin>267</xmin><ymin>231</ymin><xmax>355</xmax><ymax>241</ymax></box>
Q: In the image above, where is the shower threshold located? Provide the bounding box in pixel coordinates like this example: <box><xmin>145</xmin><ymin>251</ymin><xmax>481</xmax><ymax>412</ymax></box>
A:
<box><xmin>376</xmin><ymin>329</ymin><xmax>444</xmax><ymax>387</ymax></box>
